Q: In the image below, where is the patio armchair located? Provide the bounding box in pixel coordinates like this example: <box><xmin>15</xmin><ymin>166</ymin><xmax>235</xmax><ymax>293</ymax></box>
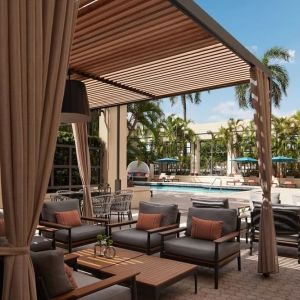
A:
<box><xmin>110</xmin><ymin>192</ymin><xmax>133</xmax><ymax>221</ymax></box>
<box><xmin>39</xmin><ymin>199</ymin><xmax>108</xmax><ymax>252</ymax></box>
<box><xmin>160</xmin><ymin>207</ymin><xmax>241</xmax><ymax>289</ymax></box>
<box><xmin>30</xmin><ymin>250</ymin><xmax>138</xmax><ymax>300</ymax></box>
<box><xmin>108</xmin><ymin>201</ymin><xmax>180</xmax><ymax>255</ymax></box>
<box><xmin>92</xmin><ymin>194</ymin><xmax>114</xmax><ymax>219</ymax></box>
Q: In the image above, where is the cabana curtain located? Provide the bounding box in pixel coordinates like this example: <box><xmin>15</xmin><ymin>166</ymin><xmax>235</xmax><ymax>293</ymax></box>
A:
<box><xmin>72</xmin><ymin>123</ymin><xmax>93</xmax><ymax>218</ymax></box>
<box><xmin>251</xmin><ymin>67</ymin><xmax>279</xmax><ymax>274</ymax></box>
<box><xmin>0</xmin><ymin>1</ymin><xmax>78</xmax><ymax>299</ymax></box>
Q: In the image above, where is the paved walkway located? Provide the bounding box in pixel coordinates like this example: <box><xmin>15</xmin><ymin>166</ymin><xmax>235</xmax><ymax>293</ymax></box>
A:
<box><xmin>148</xmin><ymin>191</ymin><xmax>300</xmax><ymax>299</ymax></box>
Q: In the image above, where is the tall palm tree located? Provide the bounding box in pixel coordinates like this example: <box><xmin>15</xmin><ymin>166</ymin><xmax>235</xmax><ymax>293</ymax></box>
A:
<box><xmin>169</xmin><ymin>92</ymin><xmax>201</xmax><ymax>121</ymax></box>
<box><xmin>235</xmin><ymin>46</ymin><xmax>291</xmax><ymax>108</ymax></box>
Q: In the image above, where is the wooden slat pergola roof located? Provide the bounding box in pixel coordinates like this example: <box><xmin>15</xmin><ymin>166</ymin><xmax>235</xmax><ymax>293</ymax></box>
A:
<box><xmin>71</xmin><ymin>0</ymin><xmax>271</xmax><ymax>108</ymax></box>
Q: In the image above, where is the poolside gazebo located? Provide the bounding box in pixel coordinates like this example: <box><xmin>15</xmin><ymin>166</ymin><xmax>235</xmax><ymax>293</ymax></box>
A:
<box><xmin>0</xmin><ymin>0</ymin><xmax>276</xmax><ymax>298</ymax></box>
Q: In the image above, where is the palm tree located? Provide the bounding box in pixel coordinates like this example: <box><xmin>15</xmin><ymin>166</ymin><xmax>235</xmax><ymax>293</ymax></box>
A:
<box><xmin>169</xmin><ymin>92</ymin><xmax>201</xmax><ymax>121</ymax></box>
<box><xmin>127</xmin><ymin>101</ymin><xmax>164</xmax><ymax>137</ymax></box>
<box><xmin>235</xmin><ymin>46</ymin><xmax>291</xmax><ymax>108</ymax></box>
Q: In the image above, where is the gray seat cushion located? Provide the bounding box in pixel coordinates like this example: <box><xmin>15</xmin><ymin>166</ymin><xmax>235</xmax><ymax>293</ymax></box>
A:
<box><xmin>164</xmin><ymin>236</ymin><xmax>240</xmax><ymax>261</ymax></box>
<box><xmin>186</xmin><ymin>207</ymin><xmax>237</xmax><ymax>236</ymax></box>
<box><xmin>41</xmin><ymin>199</ymin><xmax>81</xmax><ymax>223</ymax></box>
<box><xmin>191</xmin><ymin>197</ymin><xmax>229</xmax><ymax>209</ymax></box>
<box><xmin>139</xmin><ymin>201</ymin><xmax>178</xmax><ymax>226</ymax></box>
<box><xmin>54</xmin><ymin>225</ymin><xmax>105</xmax><ymax>243</ymax></box>
<box><xmin>30</xmin><ymin>236</ymin><xmax>53</xmax><ymax>252</ymax></box>
<box><xmin>72</xmin><ymin>271</ymin><xmax>131</xmax><ymax>300</ymax></box>
<box><xmin>112</xmin><ymin>228</ymin><xmax>161</xmax><ymax>249</ymax></box>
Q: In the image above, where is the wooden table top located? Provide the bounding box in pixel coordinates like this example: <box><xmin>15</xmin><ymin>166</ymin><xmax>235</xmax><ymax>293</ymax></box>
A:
<box><xmin>75</xmin><ymin>247</ymin><xmax>144</xmax><ymax>270</ymax></box>
<box><xmin>100</xmin><ymin>254</ymin><xmax>197</xmax><ymax>287</ymax></box>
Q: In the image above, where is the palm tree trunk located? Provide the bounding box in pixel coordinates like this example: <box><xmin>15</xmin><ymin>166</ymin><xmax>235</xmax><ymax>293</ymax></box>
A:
<box><xmin>181</xmin><ymin>95</ymin><xmax>187</xmax><ymax>121</ymax></box>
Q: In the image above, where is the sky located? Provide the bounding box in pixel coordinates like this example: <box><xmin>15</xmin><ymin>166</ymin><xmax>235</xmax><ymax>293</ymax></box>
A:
<box><xmin>160</xmin><ymin>0</ymin><xmax>300</xmax><ymax>124</ymax></box>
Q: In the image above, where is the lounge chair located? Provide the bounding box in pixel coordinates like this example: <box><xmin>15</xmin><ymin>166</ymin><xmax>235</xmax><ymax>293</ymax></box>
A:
<box><xmin>108</xmin><ymin>201</ymin><xmax>180</xmax><ymax>255</ymax></box>
<box><xmin>280</xmin><ymin>176</ymin><xmax>297</xmax><ymax>188</ymax></box>
<box><xmin>160</xmin><ymin>207</ymin><xmax>240</xmax><ymax>289</ymax></box>
<box><xmin>158</xmin><ymin>173</ymin><xmax>169</xmax><ymax>182</ymax></box>
<box><xmin>169</xmin><ymin>173</ymin><xmax>179</xmax><ymax>182</ymax></box>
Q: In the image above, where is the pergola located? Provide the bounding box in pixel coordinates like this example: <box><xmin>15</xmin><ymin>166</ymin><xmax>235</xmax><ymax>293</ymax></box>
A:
<box><xmin>0</xmin><ymin>0</ymin><xmax>277</xmax><ymax>299</ymax></box>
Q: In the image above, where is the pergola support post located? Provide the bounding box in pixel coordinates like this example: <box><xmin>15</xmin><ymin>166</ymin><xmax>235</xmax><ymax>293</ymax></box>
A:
<box><xmin>250</xmin><ymin>66</ymin><xmax>279</xmax><ymax>275</ymax></box>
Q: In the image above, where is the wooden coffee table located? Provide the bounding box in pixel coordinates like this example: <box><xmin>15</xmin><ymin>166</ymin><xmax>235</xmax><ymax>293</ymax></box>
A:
<box><xmin>75</xmin><ymin>247</ymin><xmax>198</xmax><ymax>300</ymax></box>
<box><xmin>75</xmin><ymin>247</ymin><xmax>144</xmax><ymax>270</ymax></box>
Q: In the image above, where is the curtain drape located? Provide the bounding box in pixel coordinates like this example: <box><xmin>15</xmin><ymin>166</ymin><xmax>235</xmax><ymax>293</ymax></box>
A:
<box><xmin>0</xmin><ymin>1</ymin><xmax>78</xmax><ymax>299</ymax></box>
<box><xmin>72</xmin><ymin>123</ymin><xmax>93</xmax><ymax>218</ymax></box>
<box><xmin>250</xmin><ymin>67</ymin><xmax>279</xmax><ymax>275</ymax></box>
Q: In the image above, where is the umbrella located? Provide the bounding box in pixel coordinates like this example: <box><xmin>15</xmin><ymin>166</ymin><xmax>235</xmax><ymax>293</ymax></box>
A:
<box><xmin>272</xmin><ymin>156</ymin><xmax>296</xmax><ymax>163</ymax></box>
<box><xmin>272</xmin><ymin>156</ymin><xmax>296</xmax><ymax>184</ymax></box>
<box><xmin>232</xmin><ymin>157</ymin><xmax>258</xmax><ymax>175</ymax></box>
<box><xmin>155</xmin><ymin>157</ymin><xmax>179</xmax><ymax>164</ymax></box>
<box><xmin>232</xmin><ymin>157</ymin><xmax>258</xmax><ymax>163</ymax></box>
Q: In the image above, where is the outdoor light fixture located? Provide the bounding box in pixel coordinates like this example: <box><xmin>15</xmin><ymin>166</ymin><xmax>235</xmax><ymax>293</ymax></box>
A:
<box><xmin>61</xmin><ymin>79</ymin><xmax>90</xmax><ymax>123</ymax></box>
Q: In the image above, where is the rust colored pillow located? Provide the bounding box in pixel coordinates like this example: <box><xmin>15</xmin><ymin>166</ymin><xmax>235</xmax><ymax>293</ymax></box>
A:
<box><xmin>64</xmin><ymin>264</ymin><xmax>78</xmax><ymax>289</ymax></box>
<box><xmin>0</xmin><ymin>219</ymin><xmax>5</xmax><ymax>236</ymax></box>
<box><xmin>191</xmin><ymin>217</ymin><xmax>223</xmax><ymax>240</ymax></box>
<box><xmin>136</xmin><ymin>213</ymin><xmax>162</xmax><ymax>230</ymax></box>
<box><xmin>56</xmin><ymin>210</ymin><xmax>82</xmax><ymax>227</ymax></box>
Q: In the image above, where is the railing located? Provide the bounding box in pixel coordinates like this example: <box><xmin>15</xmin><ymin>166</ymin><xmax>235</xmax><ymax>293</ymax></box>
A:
<box><xmin>209</xmin><ymin>177</ymin><xmax>223</xmax><ymax>191</ymax></box>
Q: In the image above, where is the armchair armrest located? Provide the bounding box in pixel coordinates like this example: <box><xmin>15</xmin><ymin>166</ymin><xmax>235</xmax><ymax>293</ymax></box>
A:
<box><xmin>214</xmin><ymin>231</ymin><xmax>240</xmax><ymax>243</ymax></box>
<box><xmin>81</xmin><ymin>217</ymin><xmax>109</xmax><ymax>224</ymax></box>
<box><xmin>52</xmin><ymin>271</ymin><xmax>139</xmax><ymax>300</ymax></box>
<box><xmin>146</xmin><ymin>224</ymin><xmax>178</xmax><ymax>234</ymax></box>
<box><xmin>107</xmin><ymin>220</ymin><xmax>137</xmax><ymax>229</ymax></box>
<box><xmin>159</xmin><ymin>227</ymin><xmax>187</xmax><ymax>237</ymax></box>
<box><xmin>39</xmin><ymin>220</ymin><xmax>72</xmax><ymax>230</ymax></box>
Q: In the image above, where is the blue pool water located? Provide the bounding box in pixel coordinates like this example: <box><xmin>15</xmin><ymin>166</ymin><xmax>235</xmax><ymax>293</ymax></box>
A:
<box><xmin>134</xmin><ymin>182</ymin><xmax>250</xmax><ymax>194</ymax></box>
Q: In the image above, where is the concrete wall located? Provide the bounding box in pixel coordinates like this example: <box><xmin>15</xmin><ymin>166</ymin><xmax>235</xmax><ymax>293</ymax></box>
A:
<box><xmin>99</xmin><ymin>105</ymin><xmax>127</xmax><ymax>192</ymax></box>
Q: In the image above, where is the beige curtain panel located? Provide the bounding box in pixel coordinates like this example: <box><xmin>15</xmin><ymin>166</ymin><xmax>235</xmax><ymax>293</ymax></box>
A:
<box><xmin>251</xmin><ymin>67</ymin><xmax>279</xmax><ymax>275</ymax></box>
<box><xmin>72</xmin><ymin>123</ymin><xmax>93</xmax><ymax>218</ymax></box>
<box><xmin>0</xmin><ymin>1</ymin><xmax>78</xmax><ymax>299</ymax></box>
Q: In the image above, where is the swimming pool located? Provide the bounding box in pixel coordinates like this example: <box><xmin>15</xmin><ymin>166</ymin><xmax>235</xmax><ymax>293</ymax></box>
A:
<box><xmin>134</xmin><ymin>182</ymin><xmax>251</xmax><ymax>194</ymax></box>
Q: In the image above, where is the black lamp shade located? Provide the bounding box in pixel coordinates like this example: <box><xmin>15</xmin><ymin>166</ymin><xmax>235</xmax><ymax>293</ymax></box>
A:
<box><xmin>61</xmin><ymin>80</ymin><xmax>90</xmax><ymax>123</ymax></box>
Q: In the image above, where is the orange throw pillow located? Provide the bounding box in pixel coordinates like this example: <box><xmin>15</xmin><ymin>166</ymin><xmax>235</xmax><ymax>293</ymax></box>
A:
<box><xmin>0</xmin><ymin>219</ymin><xmax>5</xmax><ymax>236</ymax></box>
<box><xmin>191</xmin><ymin>217</ymin><xmax>223</xmax><ymax>240</ymax></box>
<box><xmin>64</xmin><ymin>264</ymin><xmax>78</xmax><ymax>289</ymax></box>
<box><xmin>136</xmin><ymin>213</ymin><xmax>162</xmax><ymax>230</ymax></box>
<box><xmin>56</xmin><ymin>210</ymin><xmax>82</xmax><ymax>227</ymax></box>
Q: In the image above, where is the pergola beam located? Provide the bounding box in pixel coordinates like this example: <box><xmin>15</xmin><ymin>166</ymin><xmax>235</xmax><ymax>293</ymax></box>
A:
<box><xmin>170</xmin><ymin>0</ymin><xmax>272</xmax><ymax>77</ymax></box>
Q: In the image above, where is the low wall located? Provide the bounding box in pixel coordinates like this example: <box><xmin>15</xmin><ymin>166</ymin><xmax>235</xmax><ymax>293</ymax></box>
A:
<box><xmin>154</xmin><ymin>175</ymin><xmax>300</xmax><ymax>188</ymax></box>
<box><xmin>128</xmin><ymin>186</ymin><xmax>151</xmax><ymax>209</ymax></box>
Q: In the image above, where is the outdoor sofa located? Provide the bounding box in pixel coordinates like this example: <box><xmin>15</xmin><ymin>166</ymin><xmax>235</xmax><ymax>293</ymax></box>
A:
<box><xmin>108</xmin><ymin>201</ymin><xmax>180</xmax><ymax>255</ymax></box>
<box><xmin>29</xmin><ymin>249</ymin><xmax>137</xmax><ymax>300</ymax></box>
<box><xmin>160</xmin><ymin>207</ymin><xmax>241</xmax><ymax>289</ymax></box>
<box><xmin>250</xmin><ymin>203</ymin><xmax>300</xmax><ymax>262</ymax></box>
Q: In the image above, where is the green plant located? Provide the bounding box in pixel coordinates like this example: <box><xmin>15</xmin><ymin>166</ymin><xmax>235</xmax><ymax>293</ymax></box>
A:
<box><xmin>96</xmin><ymin>234</ymin><xmax>113</xmax><ymax>246</ymax></box>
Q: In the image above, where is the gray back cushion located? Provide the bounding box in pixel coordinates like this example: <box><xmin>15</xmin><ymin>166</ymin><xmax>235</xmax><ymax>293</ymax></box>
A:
<box><xmin>191</xmin><ymin>197</ymin><xmax>229</xmax><ymax>209</ymax></box>
<box><xmin>139</xmin><ymin>201</ymin><xmax>178</xmax><ymax>226</ymax></box>
<box><xmin>250</xmin><ymin>191</ymin><xmax>280</xmax><ymax>210</ymax></box>
<box><xmin>41</xmin><ymin>199</ymin><xmax>80</xmax><ymax>223</ymax></box>
<box><xmin>31</xmin><ymin>249</ymin><xmax>73</xmax><ymax>298</ymax></box>
<box><xmin>186</xmin><ymin>207</ymin><xmax>237</xmax><ymax>236</ymax></box>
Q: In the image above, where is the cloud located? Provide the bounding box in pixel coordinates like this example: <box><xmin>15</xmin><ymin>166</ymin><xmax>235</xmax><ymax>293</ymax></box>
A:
<box><xmin>288</xmin><ymin>49</ymin><xmax>296</xmax><ymax>63</ymax></box>
<box><xmin>209</xmin><ymin>101</ymin><xmax>253</xmax><ymax>121</ymax></box>
<box><xmin>247</xmin><ymin>45</ymin><xmax>258</xmax><ymax>53</ymax></box>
